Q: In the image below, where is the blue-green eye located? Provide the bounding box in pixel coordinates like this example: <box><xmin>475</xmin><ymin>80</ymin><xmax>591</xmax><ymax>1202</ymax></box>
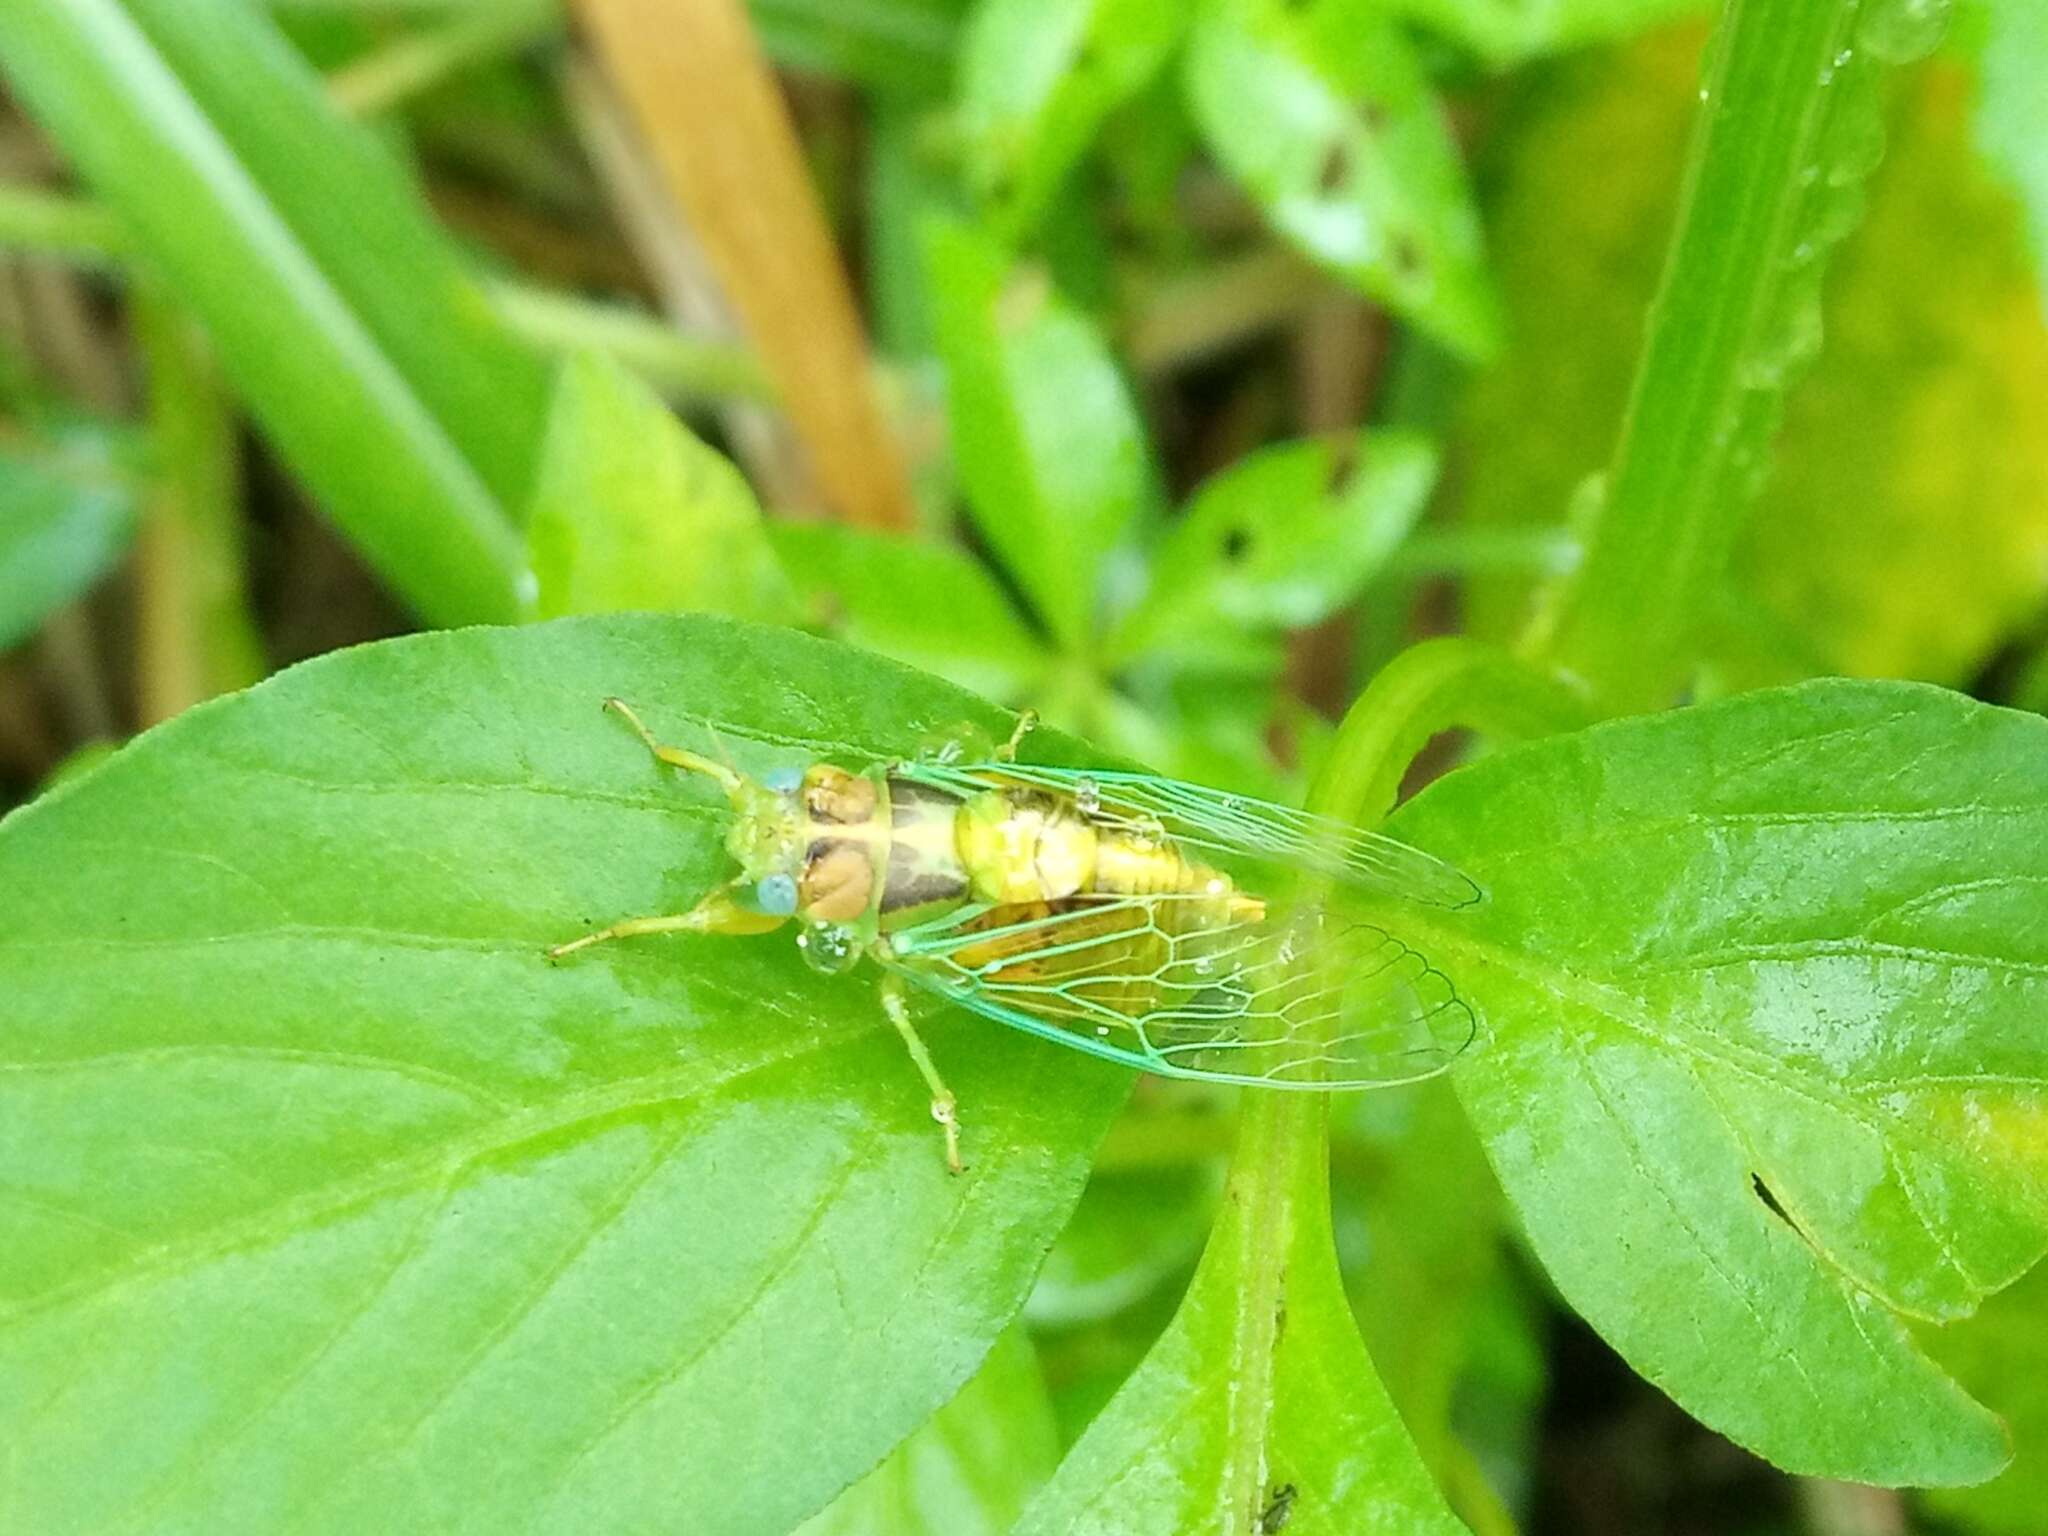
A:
<box><xmin>764</xmin><ymin>766</ymin><xmax>803</xmax><ymax>794</ymax></box>
<box><xmin>755</xmin><ymin>873</ymin><xmax>798</xmax><ymax>915</ymax></box>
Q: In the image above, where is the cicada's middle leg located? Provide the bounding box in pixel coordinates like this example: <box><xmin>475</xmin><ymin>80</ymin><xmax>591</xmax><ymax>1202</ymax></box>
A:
<box><xmin>880</xmin><ymin>974</ymin><xmax>964</xmax><ymax>1175</ymax></box>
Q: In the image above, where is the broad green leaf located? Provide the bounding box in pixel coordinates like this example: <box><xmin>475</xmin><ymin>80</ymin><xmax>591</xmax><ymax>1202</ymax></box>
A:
<box><xmin>1920</xmin><ymin>1261</ymin><xmax>2048</xmax><ymax>1534</ymax></box>
<box><xmin>1732</xmin><ymin>59</ymin><xmax>2048</xmax><ymax>685</ymax></box>
<box><xmin>0</xmin><ymin>614</ymin><xmax>1127</xmax><ymax>1535</ymax></box>
<box><xmin>1183</xmin><ymin>0</ymin><xmax>1499</xmax><ymax>359</ymax></box>
<box><xmin>1964</xmin><ymin>0</ymin><xmax>2048</xmax><ymax>312</ymax></box>
<box><xmin>1109</xmin><ymin>428</ymin><xmax>1439</xmax><ymax>664</ymax></box>
<box><xmin>926</xmin><ymin>219</ymin><xmax>1153</xmax><ymax>651</ymax></box>
<box><xmin>1389</xmin><ymin>0</ymin><xmax>1703</xmax><ymax>70</ymax></box>
<box><xmin>769</xmin><ymin>520</ymin><xmax>1050</xmax><ymax>701</ymax></box>
<box><xmin>1014</xmin><ymin>1102</ymin><xmax>1467</xmax><ymax>1536</ymax></box>
<box><xmin>1387</xmin><ymin>680</ymin><xmax>2048</xmax><ymax>1485</ymax></box>
<box><xmin>0</xmin><ymin>424</ymin><xmax>137</xmax><ymax>651</ymax></box>
<box><xmin>797</xmin><ymin>1326</ymin><xmax>1060</xmax><ymax>1536</ymax></box>
<box><xmin>525</xmin><ymin>353</ymin><xmax>795</xmax><ymax>623</ymax></box>
<box><xmin>958</xmin><ymin>0</ymin><xmax>1188</xmax><ymax>233</ymax></box>
<box><xmin>0</xmin><ymin>0</ymin><xmax>547</xmax><ymax>625</ymax></box>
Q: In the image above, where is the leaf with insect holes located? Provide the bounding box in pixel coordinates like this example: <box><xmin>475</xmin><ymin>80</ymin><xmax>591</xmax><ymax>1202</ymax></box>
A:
<box><xmin>959</xmin><ymin>0</ymin><xmax>1189</xmax><ymax>233</ymax></box>
<box><xmin>1109</xmin><ymin>428</ymin><xmax>1439</xmax><ymax>667</ymax></box>
<box><xmin>0</xmin><ymin>615</ymin><xmax>1127</xmax><ymax>1536</ymax></box>
<box><xmin>1388</xmin><ymin>680</ymin><xmax>2048</xmax><ymax>1485</ymax></box>
<box><xmin>1183</xmin><ymin>0</ymin><xmax>1500</xmax><ymax>359</ymax></box>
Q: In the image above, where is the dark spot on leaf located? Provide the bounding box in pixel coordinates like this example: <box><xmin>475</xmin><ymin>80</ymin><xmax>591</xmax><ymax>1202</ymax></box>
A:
<box><xmin>1317</xmin><ymin>138</ymin><xmax>1351</xmax><ymax>195</ymax></box>
<box><xmin>1391</xmin><ymin>233</ymin><xmax>1424</xmax><ymax>278</ymax></box>
<box><xmin>1222</xmin><ymin>526</ymin><xmax>1252</xmax><ymax>562</ymax></box>
<box><xmin>1324</xmin><ymin>437</ymin><xmax>1361</xmax><ymax>498</ymax></box>
<box><xmin>1259</xmin><ymin>1482</ymin><xmax>1298</xmax><ymax>1533</ymax></box>
<box><xmin>1073</xmin><ymin>33</ymin><xmax>1099</xmax><ymax>70</ymax></box>
<box><xmin>1362</xmin><ymin>100</ymin><xmax>1389</xmax><ymax>132</ymax></box>
<box><xmin>1273</xmin><ymin>1289</ymin><xmax>1287</xmax><ymax>1342</ymax></box>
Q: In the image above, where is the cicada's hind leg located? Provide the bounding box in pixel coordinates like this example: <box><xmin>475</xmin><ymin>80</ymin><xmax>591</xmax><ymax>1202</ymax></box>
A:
<box><xmin>547</xmin><ymin>886</ymin><xmax>786</xmax><ymax>960</ymax></box>
<box><xmin>879</xmin><ymin>974</ymin><xmax>963</xmax><ymax>1174</ymax></box>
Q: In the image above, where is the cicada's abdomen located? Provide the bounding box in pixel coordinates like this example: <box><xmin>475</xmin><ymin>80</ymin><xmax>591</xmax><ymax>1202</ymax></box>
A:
<box><xmin>951</xmin><ymin>784</ymin><xmax>1264</xmax><ymax>920</ymax></box>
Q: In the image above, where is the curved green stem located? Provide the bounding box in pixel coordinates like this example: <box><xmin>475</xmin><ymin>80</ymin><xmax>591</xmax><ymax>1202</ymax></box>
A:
<box><xmin>1316</xmin><ymin>636</ymin><xmax>1593</xmax><ymax>830</ymax></box>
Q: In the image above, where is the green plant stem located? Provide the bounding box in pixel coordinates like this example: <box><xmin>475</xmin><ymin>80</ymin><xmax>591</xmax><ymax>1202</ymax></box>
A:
<box><xmin>487</xmin><ymin>281</ymin><xmax>776</xmax><ymax>404</ymax></box>
<box><xmin>0</xmin><ymin>185</ymin><xmax>777</xmax><ymax>407</ymax></box>
<box><xmin>1204</xmin><ymin>634</ymin><xmax>1579</xmax><ymax>1524</ymax></box>
<box><xmin>326</xmin><ymin>0</ymin><xmax>560</xmax><ymax>116</ymax></box>
<box><xmin>0</xmin><ymin>183</ymin><xmax>131</xmax><ymax>268</ymax></box>
<box><xmin>1317</xmin><ymin>636</ymin><xmax>1593</xmax><ymax>828</ymax></box>
<box><xmin>132</xmin><ymin>290</ymin><xmax>265</xmax><ymax>723</ymax></box>
<box><xmin>1530</xmin><ymin>0</ymin><xmax>1926</xmax><ymax>709</ymax></box>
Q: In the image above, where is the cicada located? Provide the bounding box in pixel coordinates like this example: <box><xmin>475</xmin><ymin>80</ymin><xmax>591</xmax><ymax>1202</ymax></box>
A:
<box><xmin>549</xmin><ymin>700</ymin><xmax>1479</xmax><ymax>1171</ymax></box>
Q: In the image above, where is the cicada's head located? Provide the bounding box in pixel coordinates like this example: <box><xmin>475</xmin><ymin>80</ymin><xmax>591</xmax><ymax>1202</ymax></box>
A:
<box><xmin>720</xmin><ymin>764</ymin><xmax>807</xmax><ymax>917</ymax></box>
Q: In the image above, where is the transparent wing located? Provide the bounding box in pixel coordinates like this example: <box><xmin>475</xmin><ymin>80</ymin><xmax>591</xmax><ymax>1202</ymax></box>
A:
<box><xmin>894</xmin><ymin>762</ymin><xmax>1481</xmax><ymax>910</ymax></box>
<box><xmin>884</xmin><ymin>892</ymin><xmax>1476</xmax><ymax>1089</ymax></box>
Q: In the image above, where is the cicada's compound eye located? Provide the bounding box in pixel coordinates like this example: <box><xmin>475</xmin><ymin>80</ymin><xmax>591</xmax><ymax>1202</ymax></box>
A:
<box><xmin>754</xmin><ymin>872</ymin><xmax>799</xmax><ymax>917</ymax></box>
<box><xmin>763</xmin><ymin>765</ymin><xmax>803</xmax><ymax>795</ymax></box>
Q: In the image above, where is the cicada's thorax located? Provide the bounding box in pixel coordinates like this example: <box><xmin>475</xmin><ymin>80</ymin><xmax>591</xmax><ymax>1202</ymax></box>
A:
<box><xmin>785</xmin><ymin>764</ymin><xmax>1264</xmax><ymax>932</ymax></box>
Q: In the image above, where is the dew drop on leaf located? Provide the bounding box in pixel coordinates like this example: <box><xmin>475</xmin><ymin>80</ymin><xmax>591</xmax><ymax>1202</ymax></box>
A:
<box><xmin>797</xmin><ymin>923</ymin><xmax>861</xmax><ymax>975</ymax></box>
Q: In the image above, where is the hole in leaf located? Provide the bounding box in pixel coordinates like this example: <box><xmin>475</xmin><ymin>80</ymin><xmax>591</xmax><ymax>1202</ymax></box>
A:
<box><xmin>1751</xmin><ymin>1172</ymin><xmax>1796</xmax><ymax>1228</ymax></box>
<box><xmin>1317</xmin><ymin>138</ymin><xmax>1352</xmax><ymax>194</ymax></box>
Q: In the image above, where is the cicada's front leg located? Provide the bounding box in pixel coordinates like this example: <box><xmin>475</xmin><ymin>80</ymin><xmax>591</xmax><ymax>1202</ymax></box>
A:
<box><xmin>879</xmin><ymin>974</ymin><xmax>963</xmax><ymax>1174</ymax></box>
<box><xmin>546</xmin><ymin>885</ymin><xmax>786</xmax><ymax>960</ymax></box>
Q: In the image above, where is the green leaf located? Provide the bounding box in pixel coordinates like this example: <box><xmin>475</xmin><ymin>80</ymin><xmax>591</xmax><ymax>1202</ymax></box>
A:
<box><xmin>769</xmin><ymin>520</ymin><xmax>1050</xmax><ymax>700</ymax></box>
<box><xmin>1183</xmin><ymin>0</ymin><xmax>1500</xmax><ymax>360</ymax></box>
<box><xmin>1387</xmin><ymin>680</ymin><xmax>2048</xmax><ymax>1485</ymax></box>
<box><xmin>0</xmin><ymin>423</ymin><xmax>137</xmax><ymax>651</ymax></box>
<box><xmin>1389</xmin><ymin>0</ymin><xmax>1704</xmax><ymax>70</ymax></box>
<box><xmin>0</xmin><ymin>614</ymin><xmax>1127</xmax><ymax>1534</ymax></box>
<box><xmin>926</xmin><ymin>218</ymin><xmax>1153</xmax><ymax>651</ymax></box>
<box><xmin>796</xmin><ymin>1326</ymin><xmax>1060</xmax><ymax>1536</ymax></box>
<box><xmin>525</xmin><ymin>353</ymin><xmax>795</xmax><ymax>623</ymax></box>
<box><xmin>1920</xmin><ymin>1260</ymin><xmax>2048</xmax><ymax>1534</ymax></box>
<box><xmin>1014</xmin><ymin>1102</ymin><xmax>1467</xmax><ymax>1536</ymax></box>
<box><xmin>1110</xmin><ymin>428</ymin><xmax>1439</xmax><ymax>663</ymax></box>
<box><xmin>1025</xmin><ymin>1160</ymin><xmax>1215</xmax><ymax>1328</ymax></box>
<box><xmin>0</xmin><ymin>0</ymin><xmax>548</xmax><ymax>625</ymax></box>
<box><xmin>958</xmin><ymin>0</ymin><xmax>1189</xmax><ymax>233</ymax></box>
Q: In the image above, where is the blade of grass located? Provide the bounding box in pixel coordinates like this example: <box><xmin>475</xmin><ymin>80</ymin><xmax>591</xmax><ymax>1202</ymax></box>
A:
<box><xmin>0</xmin><ymin>0</ymin><xmax>545</xmax><ymax>625</ymax></box>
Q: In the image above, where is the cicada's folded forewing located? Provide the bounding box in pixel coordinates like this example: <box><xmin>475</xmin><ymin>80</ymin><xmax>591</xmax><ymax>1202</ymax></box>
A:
<box><xmin>884</xmin><ymin>892</ymin><xmax>1476</xmax><ymax>1088</ymax></box>
<box><xmin>893</xmin><ymin>762</ymin><xmax>1482</xmax><ymax>910</ymax></box>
